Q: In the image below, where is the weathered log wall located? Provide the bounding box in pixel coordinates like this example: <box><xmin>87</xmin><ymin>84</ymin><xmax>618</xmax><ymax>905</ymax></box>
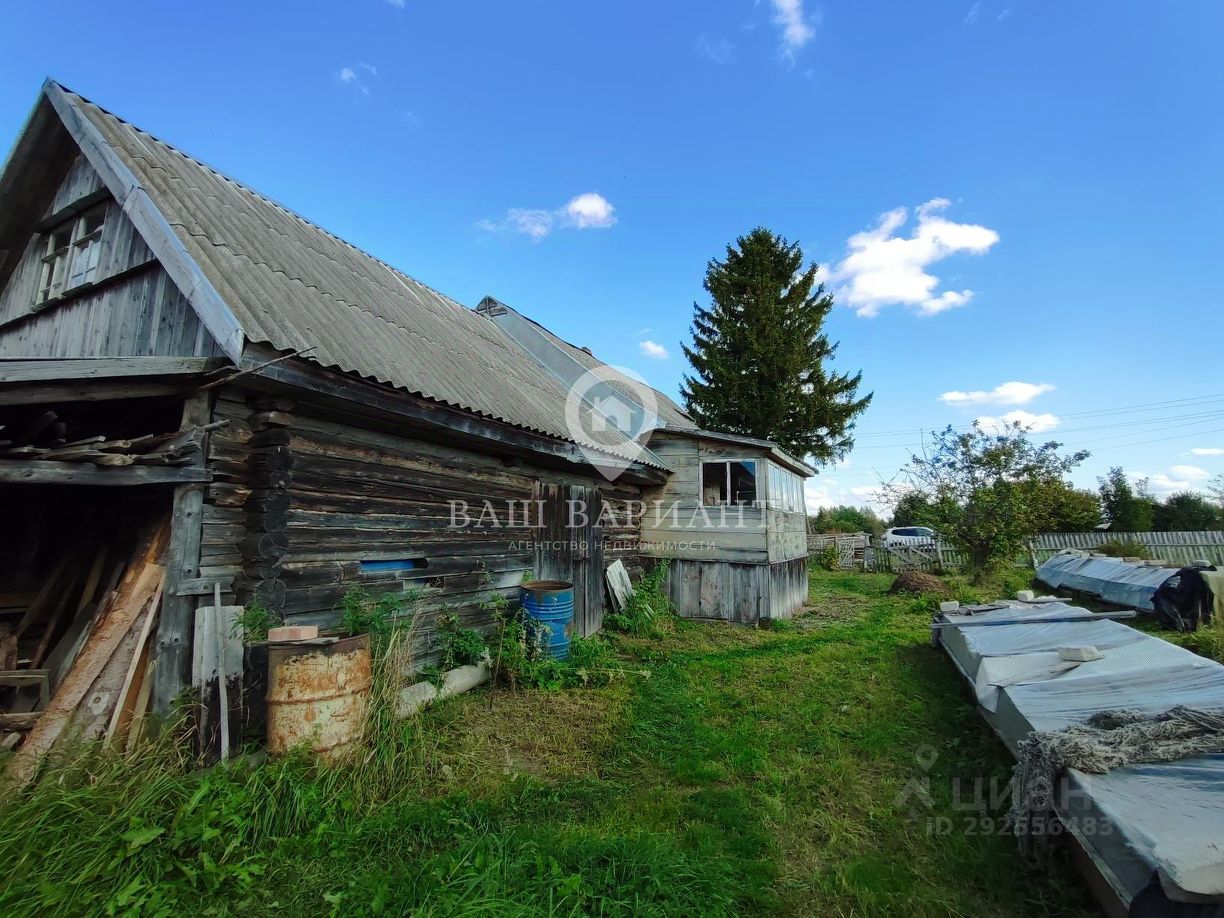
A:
<box><xmin>201</xmin><ymin>390</ymin><xmax>643</xmax><ymax>665</ymax></box>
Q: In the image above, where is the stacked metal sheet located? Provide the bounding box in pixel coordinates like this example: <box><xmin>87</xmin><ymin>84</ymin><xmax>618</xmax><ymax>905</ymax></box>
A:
<box><xmin>935</xmin><ymin>600</ymin><xmax>1224</xmax><ymax>912</ymax></box>
<box><xmin>1035</xmin><ymin>551</ymin><xmax>1180</xmax><ymax>611</ymax></box>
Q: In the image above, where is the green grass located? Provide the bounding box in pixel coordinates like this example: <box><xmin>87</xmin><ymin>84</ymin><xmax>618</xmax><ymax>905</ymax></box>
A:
<box><xmin>0</xmin><ymin>568</ymin><xmax>1097</xmax><ymax>916</ymax></box>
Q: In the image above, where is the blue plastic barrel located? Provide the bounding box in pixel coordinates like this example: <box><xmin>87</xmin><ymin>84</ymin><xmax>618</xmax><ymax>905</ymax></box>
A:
<box><xmin>519</xmin><ymin>580</ymin><xmax>574</xmax><ymax>661</ymax></box>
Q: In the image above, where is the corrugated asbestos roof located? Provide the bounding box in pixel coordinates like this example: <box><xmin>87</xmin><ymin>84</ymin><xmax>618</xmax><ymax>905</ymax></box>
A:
<box><xmin>56</xmin><ymin>87</ymin><xmax>658</xmax><ymax>467</ymax></box>
<box><xmin>525</xmin><ymin>320</ymin><xmax>698</xmax><ymax>431</ymax></box>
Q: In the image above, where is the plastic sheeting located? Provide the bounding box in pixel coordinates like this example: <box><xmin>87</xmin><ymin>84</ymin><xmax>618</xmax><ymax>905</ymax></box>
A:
<box><xmin>935</xmin><ymin>600</ymin><xmax>1224</xmax><ymax>909</ymax></box>
<box><xmin>1034</xmin><ymin>552</ymin><xmax>1179</xmax><ymax>611</ymax></box>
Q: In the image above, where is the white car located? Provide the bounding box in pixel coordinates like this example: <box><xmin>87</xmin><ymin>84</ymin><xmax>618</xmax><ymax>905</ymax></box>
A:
<box><xmin>882</xmin><ymin>526</ymin><xmax>938</xmax><ymax>550</ymax></box>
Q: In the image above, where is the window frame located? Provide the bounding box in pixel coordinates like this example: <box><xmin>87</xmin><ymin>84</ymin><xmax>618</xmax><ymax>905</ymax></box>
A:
<box><xmin>35</xmin><ymin>203</ymin><xmax>107</xmax><ymax>306</ymax></box>
<box><xmin>700</xmin><ymin>458</ymin><xmax>760</xmax><ymax>507</ymax></box>
<box><xmin>766</xmin><ymin>460</ymin><xmax>806</xmax><ymax>513</ymax></box>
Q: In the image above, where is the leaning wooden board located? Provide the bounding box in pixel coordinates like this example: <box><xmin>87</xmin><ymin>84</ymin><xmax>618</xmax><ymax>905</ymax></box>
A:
<box><xmin>3</xmin><ymin>517</ymin><xmax>168</xmax><ymax>789</ymax></box>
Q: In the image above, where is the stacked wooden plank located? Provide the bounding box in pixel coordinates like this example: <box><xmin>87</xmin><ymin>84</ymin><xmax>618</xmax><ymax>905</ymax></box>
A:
<box><xmin>0</xmin><ymin>516</ymin><xmax>169</xmax><ymax>783</ymax></box>
<box><xmin>0</xmin><ymin>409</ymin><xmax>227</xmax><ymax>467</ymax></box>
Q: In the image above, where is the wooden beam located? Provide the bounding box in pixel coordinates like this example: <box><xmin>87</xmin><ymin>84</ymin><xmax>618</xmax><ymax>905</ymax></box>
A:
<box><xmin>0</xmin><ymin>357</ymin><xmax>228</xmax><ymax>383</ymax></box>
<box><xmin>0</xmin><ymin>461</ymin><xmax>210</xmax><ymax>486</ymax></box>
<box><xmin>151</xmin><ymin>391</ymin><xmax>211</xmax><ymax>718</ymax></box>
<box><xmin>0</xmin><ymin>379</ymin><xmax>204</xmax><ymax>406</ymax></box>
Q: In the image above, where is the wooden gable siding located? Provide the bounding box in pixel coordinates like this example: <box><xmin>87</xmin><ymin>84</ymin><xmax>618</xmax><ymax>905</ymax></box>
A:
<box><xmin>0</xmin><ymin>153</ymin><xmax>222</xmax><ymax>359</ymax></box>
<box><xmin>198</xmin><ymin>388</ymin><xmax>643</xmax><ymax>667</ymax></box>
<box><xmin>45</xmin><ymin>152</ymin><xmax>104</xmax><ymax>214</ymax></box>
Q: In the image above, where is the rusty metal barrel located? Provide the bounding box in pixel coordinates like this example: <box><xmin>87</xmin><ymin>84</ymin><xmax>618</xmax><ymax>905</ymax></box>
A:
<box><xmin>266</xmin><ymin>634</ymin><xmax>371</xmax><ymax>760</ymax></box>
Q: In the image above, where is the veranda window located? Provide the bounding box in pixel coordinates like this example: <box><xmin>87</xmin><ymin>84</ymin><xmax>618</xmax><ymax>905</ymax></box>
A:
<box><xmin>701</xmin><ymin>459</ymin><xmax>758</xmax><ymax>506</ymax></box>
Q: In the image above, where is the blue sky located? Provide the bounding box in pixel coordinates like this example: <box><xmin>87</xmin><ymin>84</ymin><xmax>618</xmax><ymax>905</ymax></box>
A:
<box><xmin>3</xmin><ymin>1</ymin><xmax>1222</xmax><ymax>512</ymax></box>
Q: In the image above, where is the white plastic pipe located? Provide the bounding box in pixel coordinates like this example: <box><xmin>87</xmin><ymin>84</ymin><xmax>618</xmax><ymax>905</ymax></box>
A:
<box><xmin>394</xmin><ymin>662</ymin><xmax>491</xmax><ymax>719</ymax></box>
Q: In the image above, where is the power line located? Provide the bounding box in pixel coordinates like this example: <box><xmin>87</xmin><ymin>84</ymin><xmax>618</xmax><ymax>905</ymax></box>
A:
<box><xmin>849</xmin><ymin>391</ymin><xmax>1224</xmax><ymax>441</ymax></box>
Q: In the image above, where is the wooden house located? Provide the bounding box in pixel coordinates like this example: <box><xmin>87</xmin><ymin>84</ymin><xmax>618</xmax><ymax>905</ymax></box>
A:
<box><xmin>477</xmin><ymin>298</ymin><xmax>813</xmax><ymax>623</ymax></box>
<box><xmin>0</xmin><ymin>82</ymin><xmax>810</xmax><ymax>756</ymax></box>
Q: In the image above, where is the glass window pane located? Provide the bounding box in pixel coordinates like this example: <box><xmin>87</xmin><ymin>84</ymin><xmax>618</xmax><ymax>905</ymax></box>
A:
<box><xmin>730</xmin><ymin>460</ymin><xmax>757</xmax><ymax>504</ymax></box>
<box><xmin>49</xmin><ymin>228</ymin><xmax>71</xmax><ymax>253</ymax></box>
<box><xmin>82</xmin><ymin>208</ymin><xmax>105</xmax><ymax>235</ymax></box>
<box><xmin>702</xmin><ymin>462</ymin><xmax>728</xmax><ymax>506</ymax></box>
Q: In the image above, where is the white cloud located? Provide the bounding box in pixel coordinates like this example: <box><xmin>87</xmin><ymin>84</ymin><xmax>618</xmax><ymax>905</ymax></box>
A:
<box><xmin>480</xmin><ymin>192</ymin><xmax>617</xmax><ymax>241</ymax></box>
<box><xmin>964</xmin><ymin>1</ymin><xmax>981</xmax><ymax>24</ymax></box>
<box><xmin>1170</xmin><ymin>464</ymin><xmax>1210</xmax><ymax>481</ymax></box>
<box><xmin>1146</xmin><ymin>472</ymin><xmax>1201</xmax><ymax>496</ymax></box>
<box><xmin>770</xmin><ymin>0</ymin><xmax>819</xmax><ymax>58</ymax></box>
<box><xmin>997</xmin><ymin>9</ymin><xmax>1011</xmax><ymax>20</ymax></box>
<box><xmin>639</xmin><ymin>340</ymin><xmax>669</xmax><ymax>360</ymax></box>
<box><xmin>830</xmin><ymin>198</ymin><xmax>1000</xmax><ymax>318</ymax></box>
<box><xmin>696</xmin><ymin>33</ymin><xmax>736</xmax><ymax>64</ymax></box>
<box><xmin>940</xmin><ymin>381</ymin><xmax>1055</xmax><ymax>407</ymax></box>
<box><xmin>386</xmin><ymin>0</ymin><xmax>405</xmax><ymax>6</ymax></box>
<box><xmin>504</xmin><ymin>209</ymin><xmax>555</xmax><ymax>241</ymax></box>
<box><xmin>1190</xmin><ymin>447</ymin><xmax>1224</xmax><ymax>456</ymax></box>
<box><xmin>337</xmin><ymin>62</ymin><xmax>377</xmax><ymax>96</ymax></box>
<box><xmin>974</xmin><ymin>410</ymin><xmax>1060</xmax><ymax>434</ymax></box>
<box><xmin>564</xmin><ymin>192</ymin><xmax>616</xmax><ymax>229</ymax></box>
<box><xmin>804</xmin><ymin>478</ymin><xmax>888</xmax><ymax>513</ymax></box>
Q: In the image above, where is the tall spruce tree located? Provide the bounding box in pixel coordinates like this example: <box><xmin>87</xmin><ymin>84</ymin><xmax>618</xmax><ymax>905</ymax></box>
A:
<box><xmin>680</xmin><ymin>228</ymin><xmax>871</xmax><ymax>464</ymax></box>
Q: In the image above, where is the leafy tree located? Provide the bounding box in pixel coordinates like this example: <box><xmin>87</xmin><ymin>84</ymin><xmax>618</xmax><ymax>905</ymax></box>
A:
<box><xmin>1153</xmin><ymin>492</ymin><xmax>1221</xmax><ymax>531</ymax></box>
<box><xmin>889</xmin><ymin>492</ymin><xmax>936</xmax><ymax>528</ymax></box>
<box><xmin>885</xmin><ymin>423</ymin><xmax>1089</xmax><ymax>573</ymax></box>
<box><xmin>1037</xmin><ymin>481</ymin><xmax>1103</xmax><ymax>532</ymax></box>
<box><xmin>681</xmin><ymin>227</ymin><xmax>871</xmax><ymax>464</ymax></box>
<box><xmin>1098</xmin><ymin>467</ymin><xmax>1156</xmax><ymax>532</ymax></box>
<box><xmin>810</xmin><ymin>505</ymin><xmax>885</xmax><ymax>535</ymax></box>
<box><xmin>1207</xmin><ymin>474</ymin><xmax>1224</xmax><ymax>509</ymax></box>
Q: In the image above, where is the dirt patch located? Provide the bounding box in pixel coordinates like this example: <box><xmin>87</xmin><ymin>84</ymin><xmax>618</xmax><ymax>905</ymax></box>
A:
<box><xmin>887</xmin><ymin>571</ymin><xmax>949</xmax><ymax>596</ymax></box>
<box><xmin>797</xmin><ymin>595</ymin><xmax>869</xmax><ymax>626</ymax></box>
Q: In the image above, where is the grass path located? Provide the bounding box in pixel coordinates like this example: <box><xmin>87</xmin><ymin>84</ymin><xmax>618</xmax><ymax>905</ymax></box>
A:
<box><xmin>0</xmin><ymin>569</ymin><xmax>1098</xmax><ymax>916</ymax></box>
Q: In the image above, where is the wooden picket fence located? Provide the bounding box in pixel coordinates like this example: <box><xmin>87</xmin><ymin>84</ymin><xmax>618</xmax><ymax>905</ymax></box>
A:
<box><xmin>1030</xmin><ymin>531</ymin><xmax>1224</xmax><ymax>565</ymax></box>
<box><xmin>807</xmin><ymin>532</ymin><xmax>967</xmax><ymax>573</ymax></box>
<box><xmin>807</xmin><ymin>530</ymin><xmax>1224</xmax><ymax>572</ymax></box>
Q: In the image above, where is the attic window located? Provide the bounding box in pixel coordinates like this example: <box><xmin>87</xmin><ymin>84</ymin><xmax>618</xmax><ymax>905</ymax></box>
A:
<box><xmin>36</xmin><ymin>204</ymin><xmax>106</xmax><ymax>304</ymax></box>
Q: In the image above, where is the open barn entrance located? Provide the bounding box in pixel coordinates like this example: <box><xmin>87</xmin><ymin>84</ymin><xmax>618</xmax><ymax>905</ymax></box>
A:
<box><xmin>0</xmin><ymin>391</ymin><xmax>209</xmax><ymax>762</ymax></box>
<box><xmin>0</xmin><ymin>486</ymin><xmax>167</xmax><ymax>739</ymax></box>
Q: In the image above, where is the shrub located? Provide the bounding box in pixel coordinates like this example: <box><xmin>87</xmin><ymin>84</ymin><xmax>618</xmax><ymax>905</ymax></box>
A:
<box><xmin>337</xmin><ymin>586</ymin><xmax>417</xmax><ymax>643</ymax></box>
<box><xmin>1096</xmin><ymin>539</ymin><xmax>1151</xmax><ymax>559</ymax></box>
<box><xmin>232</xmin><ymin>601</ymin><xmax>272</xmax><ymax>642</ymax></box>
<box><xmin>815</xmin><ymin>542</ymin><xmax>841</xmax><ymax>571</ymax></box>
<box><xmin>436</xmin><ymin>611</ymin><xmax>487</xmax><ymax>670</ymax></box>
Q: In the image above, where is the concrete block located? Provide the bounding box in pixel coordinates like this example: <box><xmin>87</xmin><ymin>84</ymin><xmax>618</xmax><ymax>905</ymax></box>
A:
<box><xmin>939</xmin><ymin>601</ymin><xmax>960</xmax><ymax>613</ymax></box>
<box><xmin>1015</xmin><ymin>590</ymin><xmax>1036</xmax><ymax>602</ymax></box>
